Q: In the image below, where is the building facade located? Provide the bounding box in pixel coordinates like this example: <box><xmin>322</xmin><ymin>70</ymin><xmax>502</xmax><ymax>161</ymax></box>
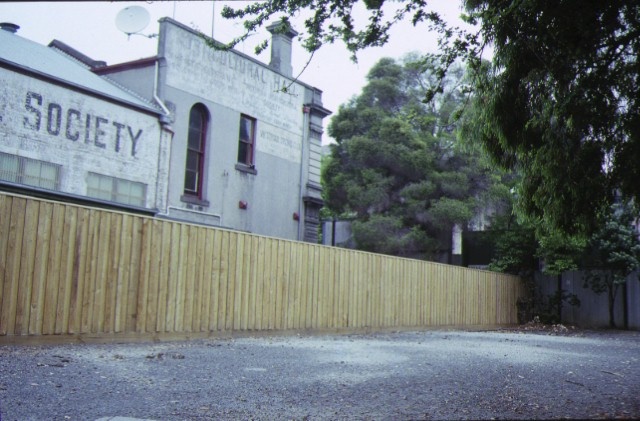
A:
<box><xmin>97</xmin><ymin>18</ymin><xmax>330</xmax><ymax>242</ymax></box>
<box><xmin>1</xmin><ymin>16</ymin><xmax>330</xmax><ymax>243</ymax></box>
<box><xmin>0</xmin><ymin>23</ymin><xmax>172</xmax><ymax>213</ymax></box>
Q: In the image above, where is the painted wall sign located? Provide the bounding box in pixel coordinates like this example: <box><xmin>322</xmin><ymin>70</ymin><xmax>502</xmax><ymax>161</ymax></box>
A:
<box><xmin>1</xmin><ymin>68</ymin><xmax>165</xmax><ymax>204</ymax></box>
<box><xmin>22</xmin><ymin>91</ymin><xmax>143</xmax><ymax>157</ymax></box>
<box><xmin>258</xmin><ymin>127</ymin><xmax>301</xmax><ymax>163</ymax></box>
<box><xmin>164</xmin><ymin>23</ymin><xmax>304</xmax><ymax>135</ymax></box>
<box><xmin>162</xmin><ymin>23</ymin><xmax>308</xmax><ymax>164</ymax></box>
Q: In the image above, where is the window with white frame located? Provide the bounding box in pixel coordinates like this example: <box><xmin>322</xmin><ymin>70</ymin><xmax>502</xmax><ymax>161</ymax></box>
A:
<box><xmin>0</xmin><ymin>152</ymin><xmax>61</xmax><ymax>190</ymax></box>
<box><xmin>87</xmin><ymin>172</ymin><xmax>147</xmax><ymax>207</ymax></box>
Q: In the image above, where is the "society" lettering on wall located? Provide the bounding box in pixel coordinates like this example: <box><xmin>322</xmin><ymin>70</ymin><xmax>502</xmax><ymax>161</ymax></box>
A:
<box><xmin>23</xmin><ymin>91</ymin><xmax>144</xmax><ymax>157</ymax></box>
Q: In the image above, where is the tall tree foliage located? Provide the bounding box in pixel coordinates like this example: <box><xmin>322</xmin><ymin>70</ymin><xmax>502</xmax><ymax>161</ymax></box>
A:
<box><xmin>466</xmin><ymin>0</ymin><xmax>640</xmax><ymax>235</ymax></box>
<box><xmin>220</xmin><ymin>0</ymin><xmax>640</xmax><ymax>236</ymax></box>
<box><xmin>322</xmin><ymin>56</ymin><xmax>502</xmax><ymax>260</ymax></box>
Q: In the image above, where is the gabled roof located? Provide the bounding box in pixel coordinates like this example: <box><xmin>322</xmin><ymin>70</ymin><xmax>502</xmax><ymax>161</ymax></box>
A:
<box><xmin>48</xmin><ymin>39</ymin><xmax>107</xmax><ymax>70</ymax></box>
<box><xmin>0</xmin><ymin>27</ymin><xmax>161</xmax><ymax>114</ymax></box>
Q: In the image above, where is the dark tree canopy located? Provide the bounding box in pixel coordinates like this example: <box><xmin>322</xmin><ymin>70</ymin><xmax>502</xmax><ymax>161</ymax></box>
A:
<box><xmin>468</xmin><ymin>0</ymin><xmax>640</xmax><ymax>234</ymax></box>
<box><xmin>221</xmin><ymin>0</ymin><xmax>640</xmax><ymax>236</ymax></box>
<box><xmin>321</xmin><ymin>56</ymin><xmax>507</xmax><ymax>260</ymax></box>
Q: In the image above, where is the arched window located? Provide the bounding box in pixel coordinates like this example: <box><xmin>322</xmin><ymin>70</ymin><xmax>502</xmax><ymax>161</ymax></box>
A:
<box><xmin>183</xmin><ymin>104</ymin><xmax>209</xmax><ymax>199</ymax></box>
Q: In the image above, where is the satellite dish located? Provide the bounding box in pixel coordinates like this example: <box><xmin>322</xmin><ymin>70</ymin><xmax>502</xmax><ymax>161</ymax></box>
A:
<box><xmin>116</xmin><ymin>6</ymin><xmax>151</xmax><ymax>36</ymax></box>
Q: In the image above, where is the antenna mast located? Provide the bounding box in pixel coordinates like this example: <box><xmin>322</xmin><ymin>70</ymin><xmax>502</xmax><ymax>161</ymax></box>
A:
<box><xmin>211</xmin><ymin>1</ymin><xmax>215</xmax><ymax>39</ymax></box>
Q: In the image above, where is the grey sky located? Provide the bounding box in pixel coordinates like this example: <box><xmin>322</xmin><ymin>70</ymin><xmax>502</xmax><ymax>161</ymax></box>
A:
<box><xmin>0</xmin><ymin>1</ymin><xmax>471</xmax><ymax>143</ymax></box>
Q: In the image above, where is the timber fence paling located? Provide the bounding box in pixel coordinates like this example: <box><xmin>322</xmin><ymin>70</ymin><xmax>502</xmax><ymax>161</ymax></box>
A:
<box><xmin>0</xmin><ymin>192</ymin><xmax>525</xmax><ymax>341</ymax></box>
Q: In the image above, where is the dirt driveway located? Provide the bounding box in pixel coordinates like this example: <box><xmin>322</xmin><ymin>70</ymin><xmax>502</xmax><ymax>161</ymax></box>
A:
<box><xmin>1</xmin><ymin>328</ymin><xmax>639</xmax><ymax>420</ymax></box>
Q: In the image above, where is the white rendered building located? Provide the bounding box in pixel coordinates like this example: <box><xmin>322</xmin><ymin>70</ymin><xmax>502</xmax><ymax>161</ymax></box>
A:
<box><xmin>0</xmin><ymin>22</ymin><xmax>172</xmax><ymax>214</ymax></box>
<box><xmin>96</xmin><ymin>18</ymin><xmax>330</xmax><ymax>242</ymax></box>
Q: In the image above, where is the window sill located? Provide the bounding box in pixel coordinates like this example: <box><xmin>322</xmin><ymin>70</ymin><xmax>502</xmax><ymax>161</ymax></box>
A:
<box><xmin>235</xmin><ymin>163</ymin><xmax>257</xmax><ymax>175</ymax></box>
<box><xmin>180</xmin><ymin>194</ymin><xmax>210</xmax><ymax>207</ymax></box>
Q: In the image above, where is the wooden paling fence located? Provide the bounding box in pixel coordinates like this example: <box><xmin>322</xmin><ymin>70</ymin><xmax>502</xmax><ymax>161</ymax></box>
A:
<box><xmin>0</xmin><ymin>192</ymin><xmax>526</xmax><ymax>342</ymax></box>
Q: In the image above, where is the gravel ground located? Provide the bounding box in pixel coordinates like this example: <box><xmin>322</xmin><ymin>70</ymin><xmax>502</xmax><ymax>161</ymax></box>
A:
<box><xmin>1</xmin><ymin>328</ymin><xmax>639</xmax><ymax>420</ymax></box>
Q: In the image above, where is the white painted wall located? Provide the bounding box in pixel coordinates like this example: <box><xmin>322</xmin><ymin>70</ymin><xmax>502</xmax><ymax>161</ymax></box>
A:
<box><xmin>158</xmin><ymin>19</ymin><xmax>313</xmax><ymax>239</ymax></box>
<box><xmin>0</xmin><ymin>67</ymin><xmax>169</xmax><ymax>210</ymax></box>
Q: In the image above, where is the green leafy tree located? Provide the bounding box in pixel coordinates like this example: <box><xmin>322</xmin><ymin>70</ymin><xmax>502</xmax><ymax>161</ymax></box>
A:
<box><xmin>487</xmin><ymin>218</ymin><xmax>536</xmax><ymax>278</ymax></box>
<box><xmin>220</xmin><ymin>0</ymin><xmax>640</xmax><ymax>237</ymax></box>
<box><xmin>485</xmin><ymin>205</ymin><xmax>538</xmax><ymax>323</ymax></box>
<box><xmin>322</xmin><ymin>56</ymin><xmax>502</xmax><ymax>260</ymax></box>
<box><xmin>485</xmin><ymin>172</ymin><xmax>586</xmax><ymax>324</ymax></box>
<box><xmin>465</xmin><ymin>1</ymin><xmax>640</xmax><ymax>236</ymax></box>
<box><xmin>535</xmin><ymin>229</ymin><xmax>585</xmax><ymax>324</ymax></box>
<box><xmin>583</xmin><ymin>201</ymin><xmax>640</xmax><ymax>328</ymax></box>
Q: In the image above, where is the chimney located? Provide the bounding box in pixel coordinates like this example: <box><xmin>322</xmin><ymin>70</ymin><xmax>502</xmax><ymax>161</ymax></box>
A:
<box><xmin>0</xmin><ymin>22</ymin><xmax>19</xmax><ymax>33</ymax></box>
<box><xmin>266</xmin><ymin>20</ymin><xmax>298</xmax><ymax>78</ymax></box>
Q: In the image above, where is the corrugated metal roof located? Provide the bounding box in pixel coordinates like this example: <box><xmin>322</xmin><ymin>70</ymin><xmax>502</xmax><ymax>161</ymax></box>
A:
<box><xmin>0</xmin><ymin>28</ymin><xmax>161</xmax><ymax>114</ymax></box>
